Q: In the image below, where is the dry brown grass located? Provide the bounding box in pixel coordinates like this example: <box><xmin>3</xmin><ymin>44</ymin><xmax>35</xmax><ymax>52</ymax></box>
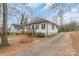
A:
<box><xmin>7</xmin><ymin>33</ymin><xmax>79</xmax><ymax>56</ymax></box>
<box><xmin>69</xmin><ymin>32</ymin><xmax>79</xmax><ymax>55</ymax></box>
<box><xmin>0</xmin><ymin>34</ymin><xmax>60</xmax><ymax>56</ymax></box>
<box><xmin>0</xmin><ymin>35</ymin><xmax>41</xmax><ymax>56</ymax></box>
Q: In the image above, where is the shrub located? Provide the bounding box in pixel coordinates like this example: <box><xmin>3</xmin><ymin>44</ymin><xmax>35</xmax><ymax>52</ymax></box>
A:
<box><xmin>32</xmin><ymin>31</ymin><xmax>36</xmax><ymax>35</ymax></box>
<box><xmin>26</xmin><ymin>31</ymin><xmax>36</xmax><ymax>37</ymax></box>
<box><xmin>35</xmin><ymin>32</ymin><xmax>45</xmax><ymax>37</ymax></box>
<box><xmin>16</xmin><ymin>32</ymin><xmax>26</xmax><ymax>35</ymax></box>
<box><xmin>26</xmin><ymin>32</ymin><xmax>32</xmax><ymax>36</ymax></box>
<box><xmin>7</xmin><ymin>32</ymin><xmax>10</xmax><ymax>35</ymax></box>
<box><xmin>0</xmin><ymin>32</ymin><xmax>10</xmax><ymax>36</ymax></box>
<box><xmin>26</xmin><ymin>32</ymin><xmax>45</xmax><ymax>37</ymax></box>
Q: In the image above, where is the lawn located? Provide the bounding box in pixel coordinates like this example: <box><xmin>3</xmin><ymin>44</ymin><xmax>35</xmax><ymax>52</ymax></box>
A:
<box><xmin>69</xmin><ymin>32</ymin><xmax>79</xmax><ymax>55</ymax></box>
<box><xmin>0</xmin><ymin>34</ymin><xmax>58</xmax><ymax>56</ymax></box>
<box><xmin>0</xmin><ymin>35</ymin><xmax>39</xmax><ymax>55</ymax></box>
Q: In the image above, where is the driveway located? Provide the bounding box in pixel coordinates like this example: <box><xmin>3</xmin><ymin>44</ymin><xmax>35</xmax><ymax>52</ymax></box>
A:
<box><xmin>14</xmin><ymin>33</ymin><xmax>75</xmax><ymax>56</ymax></box>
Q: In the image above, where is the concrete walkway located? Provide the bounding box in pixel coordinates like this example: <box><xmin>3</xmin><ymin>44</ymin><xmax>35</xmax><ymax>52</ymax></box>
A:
<box><xmin>14</xmin><ymin>33</ymin><xmax>75</xmax><ymax>56</ymax></box>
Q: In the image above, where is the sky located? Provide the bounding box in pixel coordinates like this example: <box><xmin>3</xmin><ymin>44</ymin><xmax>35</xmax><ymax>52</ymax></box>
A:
<box><xmin>1</xmin><ymin>3</ymin><xmax>79</xmax><ymax>26</ymax></box>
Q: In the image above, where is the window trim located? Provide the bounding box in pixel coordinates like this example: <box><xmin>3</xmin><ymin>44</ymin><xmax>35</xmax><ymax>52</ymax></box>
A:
<box><xmin>41</xmin><ymin>23</ymin><xmax>45</xmax><ymax>29</ymax></box>
<box><xmin>36</xmin><ymin>24</ymin><xmax>39</xmax><ymax>29</ymax></box>
<box><xmin>32</xmin><ymin>25</ymin><xmax>34</xmax><ymax>30</ymax></box>
<box><xmin>52</xmin><ymin>24</ymin><xmax>54</xmax><ymax>29</ymax></box>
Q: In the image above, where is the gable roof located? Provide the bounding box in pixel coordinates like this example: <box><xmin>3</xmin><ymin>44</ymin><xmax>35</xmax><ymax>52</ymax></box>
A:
<box><xmin>25</xmin><ymin>17</ymin><xmax>59</xmax><ymax>26</ymax></box>
<box><xmin>12</xmin><ymin>24</ymin><xmax>24</xmax><ymax>30</ymax></box>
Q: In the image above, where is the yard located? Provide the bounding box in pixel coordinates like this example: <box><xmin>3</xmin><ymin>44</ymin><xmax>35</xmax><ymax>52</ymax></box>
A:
<box><xmin>12</xmin><ymin>32</ymin><xmax>79</xmax><ymax>56</ymax></box>
<box><xmin>0</xmin><ymin>34</ymin><xmax>58</xmax><ymax>56</ymax></box>
<box><xmin>0</xmin><ymin>35</ymin><xmax>39</xmax><ymax>55</ymax></box>
<box><xmin>69</xmin><ymin>32</ymin><xmax>79</xmax><ymax>55</ymax></box>
<box><xmin>0</xmin><ymin>32</ymin><xmax>79</xmax><ymax>56</ymax></box>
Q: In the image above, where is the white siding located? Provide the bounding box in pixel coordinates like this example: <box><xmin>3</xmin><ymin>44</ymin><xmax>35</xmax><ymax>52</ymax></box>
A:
<box><xmin>10</xmin><ymin>26</ymin><xmax>23</xmax><ymax>33</ymax></box>
<box><xmin>25</xmin><ymin>22</ymin><xmax>58</xmax><ymax>36</ymax></box>
<box><xmin>35</xmin><ymin>23</ymin><xmax>47</xmax><ymax>36</ymax></box>
<box><xmin>48</xmin><ymin>23</ymin><xmax>58</xmax><ymax>35</ymax></box>
<box><xmin>10</xmin><ymin>26</ymin><xmax>16</xmax><ymax>32</ymax></box>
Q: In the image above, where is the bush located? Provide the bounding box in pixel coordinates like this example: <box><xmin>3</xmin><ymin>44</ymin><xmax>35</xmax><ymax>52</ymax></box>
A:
<box><xmin>16</xmin><ymin>32</ymin><xmax>26</xmax><ymax>35</ymax></box>
<box><xmin>26</xmin><ymin>32</ymin><xmax>45</xmax><ymax>37</ymax></box>
<box><xmin>7</xmin><ymin>32</ymin><xmax>10</xmax><ymax>35</ymax></box>
<box><xmin>26</xmin><ymin>31</ymin><xmax>36</xmax><ymax>37</ymax></box>
<box><xmin>0</xmin><ymin>32</ymin><xmax>10</xmax><ymax>36</ymax></box>
<box><xmin>35</xmin><ymin>32</ymin><xmax>45</xmax><ymax>37</ymax></box>
<box><xmin>26</xmin><ymin>32</ymin><xmax>32</xmax><ymax>36</ymax></box>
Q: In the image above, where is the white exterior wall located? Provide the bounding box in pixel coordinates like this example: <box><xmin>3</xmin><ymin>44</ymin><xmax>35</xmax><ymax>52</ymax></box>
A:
<box><xmin>10</xmin><ymin>26</ymin><xmax>22</xmax><ymax>33</ymax></box>
<box><xmin>35</xmin><ymin>22</ymin><xmax>47</xmax><ymax>36</ymax></box>
<box><xmin>10</xmin><ymin>26</ymin><xmax>16</xmax><ymax>32</ymax></box>
<box><xmin>24</xmin><ymin>26</ymin><xmax>27</xmax><ymax>32</ymax></box>
<box><xmin>47</xmin><ymin>23</ymin><xmax>58</xmax><ymax>35</ymax></box>
<box><xmin>25</xmin><ymin>22</ymin><xmax>58</xmax><ymax>36</ymax></box>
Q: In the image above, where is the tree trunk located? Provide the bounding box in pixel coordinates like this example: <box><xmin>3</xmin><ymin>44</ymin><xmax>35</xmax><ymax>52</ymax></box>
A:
<box><xmin>20</xmin><ymin>14</ymin><xmax>25</xmax><ymax>33</ymax></box>
<box><xmin>60</xmin><ymin>17</ymin><xmax>63</xmax><ymax>32</ymax></box>
<box><xmin>32</xmin><ymin>25</ymin><xmax>34</xmax><ymax>37</ymax></box>
<box><xmin>0</xmin><ymin>3</ymin><xmax>9</xmax><ymax>47</ymax></box>
<box><xmin>46</xmin><ymin>22</ymin><xmax>48</xmax><ymax>36</ymax></box>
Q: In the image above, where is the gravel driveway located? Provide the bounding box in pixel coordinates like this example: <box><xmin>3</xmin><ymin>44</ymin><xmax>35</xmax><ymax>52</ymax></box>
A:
<box><xmin>14</xmin><ymin>33</ymin><xmax>75</xmax><ymax>56</ymax></box>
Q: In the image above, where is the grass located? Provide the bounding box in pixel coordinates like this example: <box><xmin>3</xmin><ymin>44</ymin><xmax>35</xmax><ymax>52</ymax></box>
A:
<box><xmin>0</xmin><ymin>35</ymin><xmax>34</xmax><ymax>55</ymax></box>
<box><xmin>69</xmin><ymin>32</ymin><xmax>79</xmax><ymax>55</ymax></box>
<box><xmin>0</xmin><ymin>33</ymin><xmax>59</xmax><ymax>55</ymax></box>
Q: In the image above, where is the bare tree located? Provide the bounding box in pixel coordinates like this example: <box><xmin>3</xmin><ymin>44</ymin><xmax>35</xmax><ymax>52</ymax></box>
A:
<box><xmin>20</xmin><ymin>14</ymin><xmax>25</xmax><ymax>24</ymax></box>
<box><xmin>47</xmin><ymin>3</ymin><xmax>71</xmax><ymax>31</ymax></box>
<box><xmin>0</xmin><ymin>3</ymin><xmax>34</xmax><ymax>47</ymax></box>
<box><xmin>20</xmin><ymin>13</ymin><xmax>28</xmax><ymax>33</ymax></box>
<box><xmin>0</xmin><ymin>3</ymin><xmax>9</xmax><ymax>47</ymax></box>
<box><xmin>62</xmin><ymin>21</ymin><xmax>77</xmax><ymax>32</ymax></box>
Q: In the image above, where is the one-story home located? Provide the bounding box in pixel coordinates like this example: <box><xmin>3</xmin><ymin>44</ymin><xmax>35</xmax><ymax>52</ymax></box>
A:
<box><xmin>25</xmin><ymin>17</ymin><xmax>59</xmax><ymax>36</ymax></box>
<box><xmin>9</xmin><ymin>24</ymin><xmax>25</xmax><ymax>33</ymax></box>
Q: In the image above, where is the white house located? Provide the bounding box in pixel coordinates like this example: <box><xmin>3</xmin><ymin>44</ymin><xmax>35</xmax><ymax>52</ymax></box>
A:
<box><xmin>9</xmin><ymin>24</ymin><xmax>24</xmax><ymax>33</ymax></box>
<box><xmin>25</xmin><ymin>17</ymin><xmax>59</xmax><ymax>36</ymax></box>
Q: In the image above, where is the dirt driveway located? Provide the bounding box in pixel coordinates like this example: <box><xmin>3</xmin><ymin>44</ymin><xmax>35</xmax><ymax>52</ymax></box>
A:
<box><xmin>14</xmin><ymin>33</ymin><xmax>75</xmax><ymax>56</ymax></box>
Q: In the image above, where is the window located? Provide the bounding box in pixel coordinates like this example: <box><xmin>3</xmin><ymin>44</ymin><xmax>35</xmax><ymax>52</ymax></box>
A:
<box><xmin>32</xmin><ymin>25</ymin><xmax>34</xmax><ymax>30</ymax></box>
<box><xmin>56</xmin><ymin>26</ymin><xmax>58</xmax><ymax>29</ymax></box>
<box><xmin>26</xmin><ymin>26</ymin><xmax>30</xmax><ymax>29</ymax></box>
<box><xmin>18</xmin><ymin>29</ymin><xmax>19</xmax><ymax>31</ymax></box>
<box><xmin>41</xmin><ymin>24</ymin><xmax>45</xmax><ymax>29</ymax></box>
<box><xmin>36</xmin><ymin>24</ymin><xmax>39</xmax><ymax>29</ymax></box>
<box><xmin>52</xmin><ymin>24</ymin><xmax>54</xmax><ymax>29</ymax></box>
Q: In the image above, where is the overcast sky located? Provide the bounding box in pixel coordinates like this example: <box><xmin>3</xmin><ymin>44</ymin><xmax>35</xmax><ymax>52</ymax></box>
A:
<box><xmin>1</xmin><ymin>3</ymin><xmax>79</xmax><ymax>26</ymax></box>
